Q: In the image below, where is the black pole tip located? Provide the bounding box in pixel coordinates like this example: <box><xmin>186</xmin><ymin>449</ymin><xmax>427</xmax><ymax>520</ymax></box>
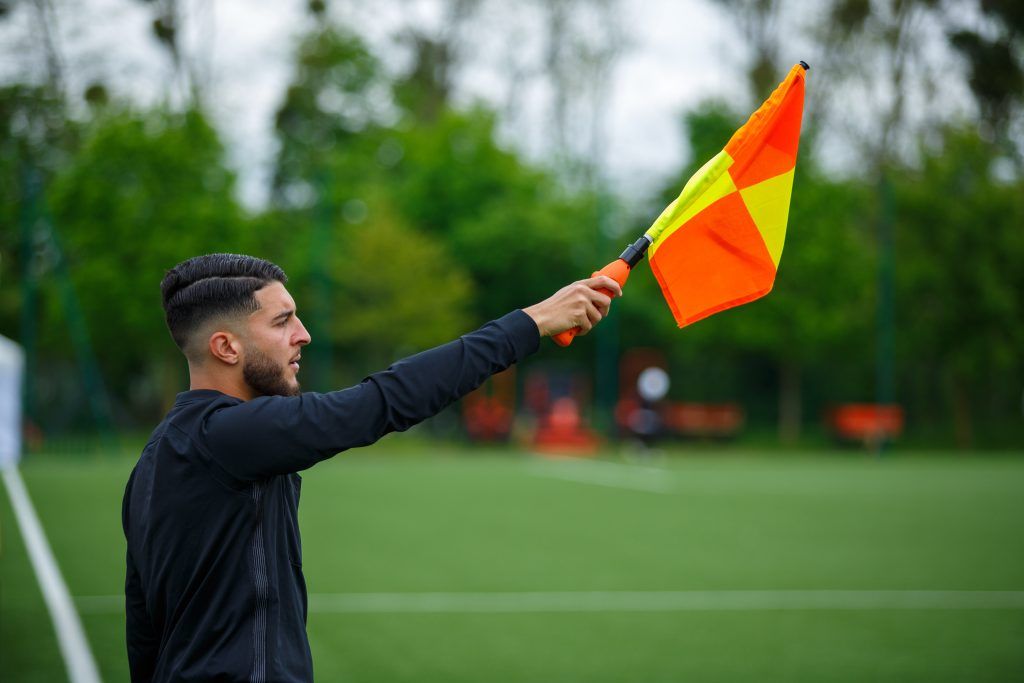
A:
<box><xmin>799</xmin><ymin>60</ymin><xmax>810</xmax><ymax>71</ymax></box>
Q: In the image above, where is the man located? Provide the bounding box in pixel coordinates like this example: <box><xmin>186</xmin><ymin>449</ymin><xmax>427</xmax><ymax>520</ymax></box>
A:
<box><xmin>123</xmin><ymin>253</ymin><xmax>620</xmax><ymax>682</ymax></box>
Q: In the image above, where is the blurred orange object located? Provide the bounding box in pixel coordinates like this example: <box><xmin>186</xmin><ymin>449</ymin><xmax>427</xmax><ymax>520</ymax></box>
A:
<box><xmin>828</xmin><ymin>404</ymin><xmax>904</xmax><ymax>445</ymax></box>
<box><xmin>663</xmin><ymin>403</ymin><xmax>744</xmax><ymax>439</ymax></box>
<box><xmin>462</xmin><ymin>395</ymin><xmax>513</xmax><ymax>441</ymax></box>
<box><xmin>462</xmin><ymin>368</ymin><xmax>516</xmax><ymax>442</ymax></box>
<box><xmin>533</xmin><ymin>397</ymin><xmax>600</xmax><ymax>455</ymax></box>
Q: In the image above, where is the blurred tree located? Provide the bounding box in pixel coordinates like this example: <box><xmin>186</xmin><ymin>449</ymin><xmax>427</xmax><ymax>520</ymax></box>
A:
<box><xmin>731</xmin><ymin>167</ymin><xmax>875</xmax><ymax>442</ymax></box>
<box><xmin>617</xmin><ymin>102</ymin><xmax>743</xmax><ymax>386</ymax></box>
<box><xmin>391</xmin><ymin>0</ymin><xmax>484</xmax><ymax>123</ymax></box>
<box><xmin>711</xmin><ymin>0</ymin><xmax>785</xmax><ymax>103</ymax></box>
<box><xmin>0</xmin><ymin>83</ymin><xmax>76</xmax><ymax>425</ymax></box>
<box><xmin>327</xmin><ymin>204</ymin><xmax>475</xmax><ymax>368</ymax></box>
<box><xmin>798</xmin><ymin>0</ymin><xmax>1024</xmax><ymax>446</ymax></box>
<box><xmin>29</xmin><ymin>0</ymin><xmax>66</xmax><ymax>97</ymax></box>
<box><xmin>269</xmin><ymin>15</ymin><xmax>602</xmax><ymax>375</ymax></box>
<box><xmin>892</xmin><ymin>126</ymin><xmax>1024</xmax><ymax>447</ymax></box>
<box><xmin>132</xmin><ymin>0</ymin><xmax>207</xmax><ymax>104</ymax></box>
<box><xmin>268</xmin><ymin>23</ymin><xmax>389</xmax><ymax>388</ymax></box>
<box><xmin>45</xmin><ymin>107</ymin><xmax>250</xmax><ymax>415</ymax></box>
<box><xmin>380</xmin><ymin>105</ymin><xmax>599</xmax><ymax>324</ymax></box>
<box><xmin>387</xmin><ymin>107</ymin><xmax>536</xmax><ymax>233</ymax></box>
<box><xmin>0</xmin><ymin>84</ymin><xmax>72</xmax><ymax>279</ymax></box>
<box><xmin>534</xmin><ymin>0</ymin><xmax>625</xmax><ymax>176</ymax></box>
<box><xmin>797</xmin><ymin>0</ymin><xmax>958</xmax><ymax>447</ymax></box>
<box><xmin>947</xmin><ymin>0</ymin><xmax>1024</xmax><ymax>160</ymax></box>
<box><xmin>635</xmin><ymin>102</ymin><xmax>874</xmax><ymax>441</ymax></box>
<box><xmin>267</xmin><ymin>19</ymin><xmax>485</xmax><ymax>386</ymax></box>
<box><xmin>272</xmin><ymin>25</ymin><xmax>382</xmax><ymax>204</ymax></box>
<box><xmin>811</xmin><ymin>0</ymin><xmax>951</xmax><ymax>166</ymax></box>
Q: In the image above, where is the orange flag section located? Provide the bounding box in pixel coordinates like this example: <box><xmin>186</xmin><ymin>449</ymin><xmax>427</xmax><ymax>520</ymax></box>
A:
<box><xmin>649</xmin><ymin>193</ymin><xmax>777</xmax><ymax>326</ymax></box>
<box><xmin>646</xmin><ymin>63</ymin><xmax>807</xmax><ymax>327</ymax></box>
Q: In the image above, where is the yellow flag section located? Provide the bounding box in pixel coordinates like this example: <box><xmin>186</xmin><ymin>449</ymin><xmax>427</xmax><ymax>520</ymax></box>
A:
<box><xmin>646</xmin><ymin>63</ymin><xmax>806</xmax><ymax>327</ymax></box>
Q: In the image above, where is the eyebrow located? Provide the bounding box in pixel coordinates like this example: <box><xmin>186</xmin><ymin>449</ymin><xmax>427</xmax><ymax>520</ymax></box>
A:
<box><xmin>271</xmin><ymin>310</ymin><xmax>295</xmax><ymax>323</ymax></box>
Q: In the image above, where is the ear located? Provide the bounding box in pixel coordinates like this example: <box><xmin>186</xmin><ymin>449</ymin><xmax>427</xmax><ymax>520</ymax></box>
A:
<box><xmin>208</xmin><ymin>331</ymin><xmax>242</xmax><ymax>366</ymax></box>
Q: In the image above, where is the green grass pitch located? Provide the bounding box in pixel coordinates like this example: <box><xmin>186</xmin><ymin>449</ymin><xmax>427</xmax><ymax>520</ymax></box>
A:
<box><xmin>2</xmin><ymin>445</ymin><xmax>1023</xmax><ymax>681</ymax></box>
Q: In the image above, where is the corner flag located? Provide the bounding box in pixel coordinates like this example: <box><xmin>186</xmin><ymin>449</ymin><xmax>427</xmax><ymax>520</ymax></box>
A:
<box><xmin>553</xmin><ymin>62</ymin><xmax>808</xmax><ymax>346</ymax></box>
<box><xmin>647</xmin><ymin>62</ymin><xmax>807</xmax><ymax>327</ymax></box>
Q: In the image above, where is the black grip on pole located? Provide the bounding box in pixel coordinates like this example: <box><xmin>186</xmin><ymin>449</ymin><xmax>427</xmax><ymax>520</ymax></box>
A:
<box><xmin>618</xmin><ymin>236</ymin><xmax>652</xmax><ymax>268</ymax></box>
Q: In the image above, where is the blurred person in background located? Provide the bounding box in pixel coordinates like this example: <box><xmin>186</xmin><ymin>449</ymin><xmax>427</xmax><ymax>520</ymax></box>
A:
<box><xmin>121</xmin><ymin>253</ymin><xmax>620</xmax><ymax>682</ymax></box>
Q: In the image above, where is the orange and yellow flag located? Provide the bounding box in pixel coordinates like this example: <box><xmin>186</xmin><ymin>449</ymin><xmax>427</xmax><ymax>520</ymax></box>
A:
<box><xmin>647</xmin><ymin>62</ymin><xmax>807</xmax><ymax>327</ymax></box>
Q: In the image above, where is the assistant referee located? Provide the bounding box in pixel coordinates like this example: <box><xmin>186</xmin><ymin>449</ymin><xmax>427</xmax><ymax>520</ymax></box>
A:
<box><xmin>122</xmin><ymin>253</ymin><xmax>620</xmax><ymax>682</ymax></box>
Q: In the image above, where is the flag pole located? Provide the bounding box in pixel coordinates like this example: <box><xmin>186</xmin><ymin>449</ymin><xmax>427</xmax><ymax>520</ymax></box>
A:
<box><xmin>552</xmin><ymin>235</ymin><xmax>651</xmax><ymax>347</ymax></box>
<box><xmin>553</xmin><ymin>61</ymin><xmax>809</xmax><ymax>347</ymax></box>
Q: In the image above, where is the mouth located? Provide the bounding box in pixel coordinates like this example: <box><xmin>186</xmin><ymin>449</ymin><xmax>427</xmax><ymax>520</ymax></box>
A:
<box><xmin>289</xmin><ymin>354</ymin><xmax>301</xmax><ymax>372</ymax></box>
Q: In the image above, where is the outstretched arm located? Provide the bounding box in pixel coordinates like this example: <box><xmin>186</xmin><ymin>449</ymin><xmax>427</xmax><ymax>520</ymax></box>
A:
<box><xmin>203</xmin><ymin>276</ymin><xmax>622</xmax><ymax>480</ymax></box>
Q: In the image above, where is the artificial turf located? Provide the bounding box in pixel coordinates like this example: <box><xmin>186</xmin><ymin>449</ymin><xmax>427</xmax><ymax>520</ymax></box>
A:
<box><xmin>2</xmin><ymin>446</ymin><xmax>1023</xmax><ymax>681</ymax></box>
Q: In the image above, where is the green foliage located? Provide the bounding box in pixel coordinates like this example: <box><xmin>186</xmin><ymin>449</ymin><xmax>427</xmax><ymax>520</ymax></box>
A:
<box><xmin>828</xmin><ymin>0</ymin><xmax>871</xmax><ymax>30</ymax></box>
<box><xmin>0</xmin><ymin>84</ymin><xmax>75</xmax><ymax>334</ymax></box>
<box><xmin>388</xmin><ymin>108</ymin><xmax>537</xmax><ymax>234</ymax></box>
<box><xmin>267</xmin><ymin>30</ymin><xmax>598</xmax><ymax>358</ymax></box>
<box><xmin>382</xmin><ymin>108</ymin><xmax>597</xmax><ymax>321</ymax></box>
<box><xmin>892</xmin><ymin>126</ymin><xmax>1024</xmax><ymax>439</ymax></box>
<box><xmin>329</xmin><ymin>205</ymin><xmax>475</xmax><ymax>363</ymax></box>
<box><xmin>4</xmin><ymin>7</ymin><xmax>1021</xmax><ymax>446</ymax></box>
<box><xmin>391</xmin><ymin>33</ymin><xmax>453</xmax><ymax>123</ymax></box>
<box><xmin>45</xmin><ymin>108</ymin><xmax>250</xmax><ymax>396</ymax></box>
<box><xmin>273</xmin><ymin>26</ymin><xmax>382</xmax><ymax>200</ymax></box>
<box><xmin>729</xmin><ymin>166</ymin><xmax>875</xmax><ymax>367</ymax></box>
<box><xmin>631</xmin><ymin>102</ymin><xmax>876</xmax><ymax>422</ymax></box>
<box><xmin>948</xmin><ymin>0</ymin><xmax>1024</xmax><ymax>140</ymax></box>
<box><xmin>949</xmin><ymin>29</ymin><xmax>1024</xmax><ymax>134</ymax></box>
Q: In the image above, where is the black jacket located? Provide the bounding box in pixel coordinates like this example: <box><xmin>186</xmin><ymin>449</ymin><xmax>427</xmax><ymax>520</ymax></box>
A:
<box><xmin>122</xmin><ymin>311</ymin><xmax>539</xmax><ymax>682</ymax></box>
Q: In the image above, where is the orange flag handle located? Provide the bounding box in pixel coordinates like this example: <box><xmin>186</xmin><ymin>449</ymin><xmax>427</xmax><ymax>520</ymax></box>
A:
<box><xmin>553</xmin><ymin>237</ymin><xmax>651</xmax><ymax>347</ymax></box>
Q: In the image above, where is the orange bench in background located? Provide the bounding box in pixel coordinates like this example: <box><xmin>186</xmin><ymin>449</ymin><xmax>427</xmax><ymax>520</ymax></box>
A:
<box><xmin>663</xmin><ymin>402</ymin><xmax>744</xmax><ymax>439</ymax></box>
<box><xmin>827</xmin><ymin>404</ymin><xmax>904</xmax><ymax>445</ymax></box>
<box><xmin>615</xmin><ymin>399</ymin><xmax>744</xmax><ymax>440</ymax></box>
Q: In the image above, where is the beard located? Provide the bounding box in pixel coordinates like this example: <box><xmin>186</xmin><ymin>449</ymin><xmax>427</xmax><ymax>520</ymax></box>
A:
<box><xmin>243</xmin><ymin>344</ymin><xmax>301</xmax><ymax>398</ymax></box>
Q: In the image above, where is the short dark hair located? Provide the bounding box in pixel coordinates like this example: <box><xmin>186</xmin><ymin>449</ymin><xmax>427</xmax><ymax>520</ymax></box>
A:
<box><xmin>161</xmin><ymin>254</ymin><xmax>287</xmax><ymax>356</ymax></box>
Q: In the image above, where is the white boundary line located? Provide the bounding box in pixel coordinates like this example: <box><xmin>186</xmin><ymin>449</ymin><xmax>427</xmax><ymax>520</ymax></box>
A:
<box><xmin>527</xmin><ymin>459</ymin><xmax>674</xmax><ymax>493</ymax></box>
<box><xmin>3</xmin><ymin>466</ymin><xmax>102</xmax><ymax>683</ymax></box>
<box><xmin>75</xmin><ymin>590</ymin><xmax>1024</xmax><ymax>615</ymax></box>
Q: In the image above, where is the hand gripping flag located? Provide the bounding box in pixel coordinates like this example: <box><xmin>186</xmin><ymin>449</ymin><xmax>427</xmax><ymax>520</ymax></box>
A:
<box><xmin>554</xmin><ymin>62</ymin><xmax>808</xmax><ymax>346</ymax></box>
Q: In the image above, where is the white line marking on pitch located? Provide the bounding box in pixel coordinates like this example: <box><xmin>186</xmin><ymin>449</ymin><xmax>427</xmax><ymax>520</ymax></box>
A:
<box><xmin>527</xmin><ymin>459</ymin><xmax>674</xmax><ymax>493</ymax></box>
<box><xmin>75</xmin><ymin>590</ymin><xmax>1024</xmax><ymax>615</ymax></box>
<box><xmin>3</xmin><ymin>466</ymin><xmax>102</xmax><ymax>683</ymax></box>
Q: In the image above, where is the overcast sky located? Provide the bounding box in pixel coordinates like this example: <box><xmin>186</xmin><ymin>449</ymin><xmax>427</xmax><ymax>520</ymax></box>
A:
<box><xmin>0</xmin><ymin>0</ymin><xmax>972</xmax><ymax>210</ymax></box>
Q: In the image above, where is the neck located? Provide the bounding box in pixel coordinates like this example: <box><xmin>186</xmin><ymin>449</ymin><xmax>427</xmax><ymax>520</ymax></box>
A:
<box><xmin>188</xmin><ymin>365</ymin><xmax>253</xmax><ymax>401</ymax></box>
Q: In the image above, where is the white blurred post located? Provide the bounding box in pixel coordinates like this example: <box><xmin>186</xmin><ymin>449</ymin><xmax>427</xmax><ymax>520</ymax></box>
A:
<box><xmin>0</xmin><ymin>334</ymin><xmax>23</xmax><ymax>467</ymax></box>
<box><xmin>0</xmin><ymin>334</ymin><xmax>102</xmax><ymax>683</ymax></box>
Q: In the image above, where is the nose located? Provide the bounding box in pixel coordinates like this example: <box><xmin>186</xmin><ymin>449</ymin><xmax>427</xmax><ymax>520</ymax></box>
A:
<box><xmin>294</xmin><ymin>317</ymin><xmax>312</xmax><ymax>346</ymax></box>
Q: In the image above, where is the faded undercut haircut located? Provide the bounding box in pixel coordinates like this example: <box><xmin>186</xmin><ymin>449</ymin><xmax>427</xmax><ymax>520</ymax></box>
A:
<box><xmin>161</xmin><ymin>254</ymin><xmax>287</xmax><ymax>359</ymax></box>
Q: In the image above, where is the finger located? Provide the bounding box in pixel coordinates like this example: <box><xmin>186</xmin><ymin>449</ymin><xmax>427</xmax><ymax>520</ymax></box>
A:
<box><xmin>583</xmin><ymin>275</ymin><xmax>623</xmax><ymax>298</ymax></box>
<box><xmin>576</xmin><ymin>309</ymin><xmax>595</xmax><ymax>334</ymax></box>
<box><xmin>588</xmin><ymin>290</ymin><xmax>613</xmax><ymax>308</ymax></box>
<box><xmin>585</xmin><ymin>288</ymin><xmax>613</xmax><ymax>318</ymax></box>
<box><xmin>585</xmin><ymin>301</ymin><xmax>603</xmax><ymax>326</ymax></box>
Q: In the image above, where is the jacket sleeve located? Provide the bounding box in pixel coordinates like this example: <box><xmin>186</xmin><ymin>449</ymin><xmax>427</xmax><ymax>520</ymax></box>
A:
<box><xmin>123</xmin><ymin>475</ymin><xmax>158</xmax><ymax>682</ymax></box>
<box><xmin>125</xmin><ymin>549</ymin><xmax>158</xmax><ymax>682</ymax></box>
<box><xmin>202</xmin><ymin>310</ymin><xmax>539</xmax><ymax>480</ymax></box>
